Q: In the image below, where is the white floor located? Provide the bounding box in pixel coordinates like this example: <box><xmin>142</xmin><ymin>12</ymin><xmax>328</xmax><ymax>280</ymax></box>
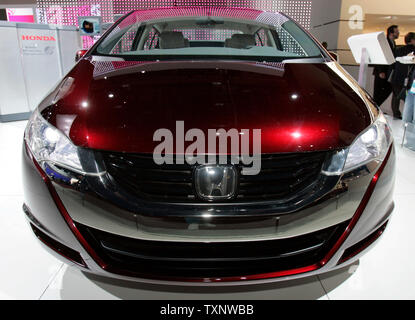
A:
<box><xmin>0</xmin><ymin>116</ymin><xmax>414</xmax><ymax>300</ymax></box>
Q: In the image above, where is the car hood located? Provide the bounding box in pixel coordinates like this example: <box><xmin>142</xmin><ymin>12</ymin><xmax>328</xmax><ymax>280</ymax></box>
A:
<box><xmin>40</xmin><ymin>57</ymin><xmax>373</xmax><ymax>154</ymax></box>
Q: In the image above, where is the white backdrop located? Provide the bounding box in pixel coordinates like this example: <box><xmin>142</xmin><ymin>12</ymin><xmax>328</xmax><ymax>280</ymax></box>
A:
<box><xmin>0</xmin><ymin>22</ymin><xmax>80</xmax><ymax>121</ymax></box>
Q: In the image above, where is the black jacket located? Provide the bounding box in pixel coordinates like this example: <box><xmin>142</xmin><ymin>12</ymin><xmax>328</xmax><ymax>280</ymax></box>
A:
<box><xmin>391</xmin><ymin>45</ymin><xmax>415</xmax><ymax>87</ymax></box>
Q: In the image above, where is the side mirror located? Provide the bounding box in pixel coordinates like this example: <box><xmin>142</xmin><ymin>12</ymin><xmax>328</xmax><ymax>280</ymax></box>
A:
<box><xmin>329</xmin><ymin>51</ymin><xmax>339</xmax><ymax>62</ymax></box>
<box><xmin>75</xmin><ymin>49</ymin><xmax>88</xmax><ymax>62</ymax></box>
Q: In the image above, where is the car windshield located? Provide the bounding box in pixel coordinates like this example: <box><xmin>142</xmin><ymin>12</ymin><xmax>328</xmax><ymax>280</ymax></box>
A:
<box><xmin>94</xmin><ymin>9</ymin><xmax>325</xmax><ymax>62</ymax></box>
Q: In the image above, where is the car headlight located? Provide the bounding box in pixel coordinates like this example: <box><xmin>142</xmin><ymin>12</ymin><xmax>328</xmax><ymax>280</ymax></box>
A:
<box><xmin>24</xmin><ymin>109</ymin><xmax>84</xmax><ymax>174</ymax></box>
<box><xmin>323</xmin><ymin>113</ymin><xmax>392</xmax><ymax>175</ymax></box>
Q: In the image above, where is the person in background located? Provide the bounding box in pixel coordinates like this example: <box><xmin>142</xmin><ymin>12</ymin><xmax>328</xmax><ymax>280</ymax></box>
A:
<box><xmin>322</xmin><ymin>42</ymin><xmax>328</xmax><ymax>50</ymax></box>
<box><xmin>82</xmin><ymin>20</ymin><xmax>95</xmax><ymax>34</ymax></box>
<box><xmin>403</xmin><ymin>55</ymin><xmax>415</xmax><ymax>125</ymax></box>
<box><xmin>373</xmin><ymin>25</ymin><xmax>399</xmax><ymax>114</ymax></box>
<box><xmin>391</xmin><ymin>32</ymin><xmax>415</xmax><ymax>119</ymax></box>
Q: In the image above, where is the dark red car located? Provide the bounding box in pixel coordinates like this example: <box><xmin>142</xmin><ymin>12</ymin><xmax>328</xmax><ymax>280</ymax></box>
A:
<box><xmin>22</xmin><ymin>7</ymin><xmax>395</xmax><ymax>284</ymax></box>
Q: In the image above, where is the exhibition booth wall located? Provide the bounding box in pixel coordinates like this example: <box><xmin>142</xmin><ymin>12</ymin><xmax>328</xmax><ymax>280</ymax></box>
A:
<box><xmin>0</xmin><ymin>22</ymin><xmax>80</xmax><ymax>122</ymax></box>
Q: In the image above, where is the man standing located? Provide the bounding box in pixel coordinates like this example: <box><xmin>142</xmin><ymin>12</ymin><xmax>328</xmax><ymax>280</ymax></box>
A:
<box><xmin>391</xmin><ymin>32</ymin><xmax>415</xmax><ymax>119</ymax></box>
<box><xmin>373</xmin><ymin>25</ymin><xmax>399</xmax><ymax>115</ymax></box>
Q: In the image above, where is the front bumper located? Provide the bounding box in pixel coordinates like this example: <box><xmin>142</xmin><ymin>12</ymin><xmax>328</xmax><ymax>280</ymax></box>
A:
<box><xmin>22</xmin><ymin>143</ymin><xmax>396</xmax><ymax>285</ymax></box>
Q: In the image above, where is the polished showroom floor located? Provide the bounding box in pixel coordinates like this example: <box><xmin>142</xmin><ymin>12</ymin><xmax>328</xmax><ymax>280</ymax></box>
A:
<box><xmin>0</xmin><ymin>116</ymin><xmax>414</xmax><ymax>300</ymax></box>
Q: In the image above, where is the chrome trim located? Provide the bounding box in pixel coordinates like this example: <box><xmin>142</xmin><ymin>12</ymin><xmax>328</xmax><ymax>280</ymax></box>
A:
<box><xmin>194</xmin><ymin>164</ymin><xmax>237</xmax><ymax>201</ymax></box>
<box><xmin>38</xmin><ymin>160</ymin><xmax>107</xmax><ymax>177</ymax></box>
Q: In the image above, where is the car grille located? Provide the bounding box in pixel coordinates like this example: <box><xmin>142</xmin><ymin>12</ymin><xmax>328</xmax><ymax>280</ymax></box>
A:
<box><xmin>101</xmin><ymin>152</ymin><xmax>328</xmax><ymax>203</ymax></box>
<box><xmin>76</xmin><ymin>221</ymin><xmax>348</xmax><ymax>279</ymax></box>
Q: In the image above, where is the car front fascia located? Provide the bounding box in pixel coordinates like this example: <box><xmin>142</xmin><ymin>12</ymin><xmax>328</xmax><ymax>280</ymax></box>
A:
<box><xmin>22</xmin><ymin>135</ymin><xmax>395</xmax><ymax>285</ymax></box>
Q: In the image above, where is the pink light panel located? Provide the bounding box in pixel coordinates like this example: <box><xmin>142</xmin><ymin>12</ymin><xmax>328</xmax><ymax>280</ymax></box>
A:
<box><xmin>6</xmin><ymin>8</ymin><xmax>35</xmax><ymax>23</ymax></box>
<box><xmin>36</xmin><ymin>1</ymin><xmax>312</xmax><ymax>49</ymax></box>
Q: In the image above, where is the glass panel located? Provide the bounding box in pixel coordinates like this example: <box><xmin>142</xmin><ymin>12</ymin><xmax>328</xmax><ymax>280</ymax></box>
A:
<box><xmin>95</xmin><ymin>11</ymin><xmax>323</xmax><ymax>62</ymax></box>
